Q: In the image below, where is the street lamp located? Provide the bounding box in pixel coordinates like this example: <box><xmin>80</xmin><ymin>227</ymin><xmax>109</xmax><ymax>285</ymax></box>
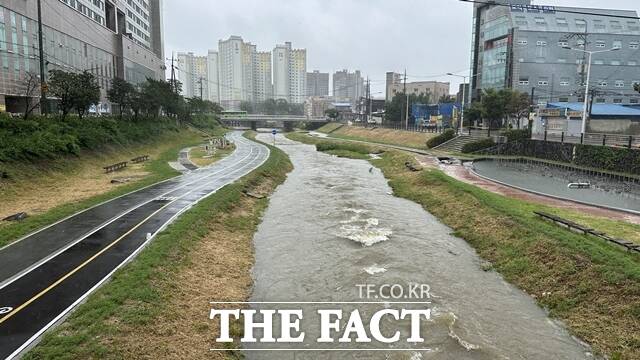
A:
<box><xmin>447</xmin><ymin>72</ymin><xmax>478</xmax><ymax>134</ymax></box>
<box><xmin>562</xmin><ymin>45</ymin><xmax>620</xmax><ymax>136</ymax></box>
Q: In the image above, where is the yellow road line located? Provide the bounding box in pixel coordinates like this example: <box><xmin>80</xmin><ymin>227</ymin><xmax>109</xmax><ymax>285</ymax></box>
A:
<box><xmin>0</xmin><ymin>201</ymin><xmax>173</xmax><ymax>325</ymax></box>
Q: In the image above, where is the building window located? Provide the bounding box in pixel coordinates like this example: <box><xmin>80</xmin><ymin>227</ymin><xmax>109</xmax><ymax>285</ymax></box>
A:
<box><xmin>560</xmin><ymin>78</ymin><xmax>570</xmax><ymax>86</ymax></box>
<box><xmin>598</xmin><ymin>80</ymin><xmax>608</xmax><ymax>87</ymax></box>
<box><xmin>615</xmin><ymin>80</ymin><xmax>625</xmax><ymax>88</ymax></box>
<box><xmin>629</xmin><ymin>61</ymin><xmax>638</xmax><ymax>66</ymax></box>
<box><xmin>559</xmin><ymin>97</ymin><xmax>569</xmax><ymax>102</ymax></box>
<box><xmin>536</xmin><ymin>40</ymin><xmax>547</xmax><ymax>46</ymax></box>
<box><xmin>594</xmin><ymin>60</ymin><xmax>604</xmax><ymax>65</ymax></box>
<box><xmin>534</xmin><ymin>17</ymin><xmax>546</xmax><ymax>25</ymax></box>
<box><xmin>518</xmin><ymin>78</ymin><xmax>529</xmax><ymax>86</ymax></box>
<box><xmin>596</xmin><ymin>98</ymin><xmax>606</xmax><ymax>103</ymax></box>
<box><xmin>575</xmin><ymin>19</ymin><xmax>587</xmax><ymax>28</ymax></box>
<box><xmin>595</xmin><ymin>41</ymin><xmax>606</xmax><ymax>48</ymax></box>
<box><xmin>538</xmin><ymin>78</ymin><xmax>549</xmax><ymax>86</ymax></box>
<box><xmin>630</xmin><ymin>42</ymin><xmax>639</xmax><ymax>49</ymax></box>
<box><xmin>556</xmin><ymin>18</ymin><xmax>568</xmax><ymax>26</ymax></box>
<box><xmin>631</xmin><ymin>98</ymin><xmax>639</xmax><ymax>104</ymax></box>
<box><xmin>517</xmin><ymin>39</ymin><xmax>528</xmax><ymax>45</ymax></box>
<box><xmin>611</xmin><ymin>60</ymin><xmax>621</xmax><ymax>66</ymax></box>
<box><xmin>613</xmin><ymin>98</ymin><xmax>623</xmax><ymax>103</ymax></box>
<box><xmin>613</xmin><ymin>40</ymin><xmax>622</xmax><ymax>49</ymax></box>
<box><xmin>558</xmin><ymin>40</ymin><xmax>568</xmax><ymax>47</ymax></box>
<box><xmin>610</xmin><ymin>21</ymin><xmax>623</xmax><ymax>30</ymax></box>
<box><xmin>557</xmin><ymin>58</ymin><xmax>567</xmax><ymax>63</ymax></box>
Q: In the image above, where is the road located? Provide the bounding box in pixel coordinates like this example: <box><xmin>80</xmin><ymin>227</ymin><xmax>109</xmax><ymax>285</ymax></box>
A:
<box><xmin>0</xmin><ymin>132</ymin><xmax>269</xmax><ymax>359</ymax></box>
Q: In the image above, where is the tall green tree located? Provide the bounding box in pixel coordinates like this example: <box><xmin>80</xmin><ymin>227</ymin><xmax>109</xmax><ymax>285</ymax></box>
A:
<box><xmin>73</xmin><ymin>71</ymin><xmax>101</xmax><ymax>119</ymax></box>
<box><xmin>385</xmin><ymin>91</ymin><xmax>431</xmax><ymax>123</ymax></box>
<box><xmin>48</xmin><ymin>70</ymin><xmax>77</xmax><ymax>119</ymax></box>
<box><xmin>107</xmin><ymin>77</ymin><xmax>135</xmax><ymax>119</ymax></box>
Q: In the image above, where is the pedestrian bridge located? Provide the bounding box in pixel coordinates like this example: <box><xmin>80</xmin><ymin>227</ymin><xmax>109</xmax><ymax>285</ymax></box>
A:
<box><xmin>220</xmin><ymin>115</ymin><xmax>328</xmax><ymax>130</ymax></box>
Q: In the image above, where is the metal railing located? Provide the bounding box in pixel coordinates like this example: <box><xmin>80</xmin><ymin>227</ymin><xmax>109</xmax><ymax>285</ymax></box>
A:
<box><xmin>532</xmin><ymin>131</ymin><xmax>640</xmax><ymax>149</ymax></box>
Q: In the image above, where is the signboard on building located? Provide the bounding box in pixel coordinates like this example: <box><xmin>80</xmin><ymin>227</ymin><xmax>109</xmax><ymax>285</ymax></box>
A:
<box><xmin>0</xmin><ymin>104</ymin><xmax>5</xmax><ymax>112</ymax></box>
<box><xmin>537</xmin><ymin>108</ymin><xmax>563</xmax><ymax>117</ymax></box>
<box><xmin>510</xmin><ymin>4</ymin><xmax>556</xmax><ymax>13</ymax></box>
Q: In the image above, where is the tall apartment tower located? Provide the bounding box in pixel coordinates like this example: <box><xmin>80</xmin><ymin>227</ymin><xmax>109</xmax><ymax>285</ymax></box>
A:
<box><xmin>273</xmin><ymin>42</ymin><xmax>307</xmax><ymax>104</ymax></box>
<box><xmin>176</xmin><ymin>52</ymin><xmax>207</xmax><ymax>99</ymax></box>
<box><xmin>218</xmin><ymin>36</ymin><xmax>256</xmax><ymax>110</ymax></box>
<box><xmin>333</xmin><ymin>69</ymin><xmax>364</xmax><ymax>104</ymax></box>
<box><xmin>307</xmin><ymin>71</ymin><xmax>329</xmax><ymax>97</ymax></box>
<box><xmin>207</xmin><ymin>50</ymin><xmax>220</xmax><ymax>103</ymax></box>
<box><xmin>254</xmin><ymin>52</ymin><xmax>273</xmax><ymax>103</ymax></box>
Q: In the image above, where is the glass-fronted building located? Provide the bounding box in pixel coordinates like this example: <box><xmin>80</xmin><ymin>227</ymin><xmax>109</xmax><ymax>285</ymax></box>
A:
<box><xmin>470</xmin><ymin>1</ymin><xmax>640</xmax><ymax>105</ymax></box>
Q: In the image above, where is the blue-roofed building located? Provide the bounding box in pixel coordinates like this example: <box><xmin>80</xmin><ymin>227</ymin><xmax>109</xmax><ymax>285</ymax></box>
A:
<box><xmin>533</xmin><ymin>102</ymin><xmax>640</xmax><ymax>136</ymax></box>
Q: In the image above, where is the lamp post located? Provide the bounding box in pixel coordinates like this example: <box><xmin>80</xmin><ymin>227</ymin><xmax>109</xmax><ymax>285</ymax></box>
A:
<box><xmin>562</xmin><ymin>46</ymin><xmax>620</xmax><ymax>135</ymax></box>
<box><xmin>447</xmin><ymin>73</ymin><xmax>479</xmax><ymax>135</ymax></box>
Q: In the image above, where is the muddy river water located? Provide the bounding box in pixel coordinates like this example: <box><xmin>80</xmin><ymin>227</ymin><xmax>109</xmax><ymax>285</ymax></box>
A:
<box><xmin>246</xmin><ymin>133</ymin><xmax>591</xmax><ymax>359</ymax></box>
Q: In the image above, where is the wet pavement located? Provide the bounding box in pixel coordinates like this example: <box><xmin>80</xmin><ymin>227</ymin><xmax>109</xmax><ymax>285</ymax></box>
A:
<box><xmin>246</xmin><ymin>133</ymin><xmax>591</xmax><ymax>359</ymax></box>
<box><xmin>472</xmin><ymin>159</ymin><xmax>640</xmax><ymax>215</ymax></box>
<box><xmin>0</xmin><ymin>132</ymin><xmax>269</xmax><ymax>359</ymax></box>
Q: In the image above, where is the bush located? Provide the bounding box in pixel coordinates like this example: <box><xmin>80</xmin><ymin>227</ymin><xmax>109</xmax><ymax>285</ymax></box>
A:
<box><xmin>461</xmin><ymin>138</ymin><xmax>495</xmax><ymax>154</ymax></box>
<box><xmin>426</xmin><ymin>129</ymin><xmax>456</xmax><ymax>149</ymax></box>
<box><xmin>0</xmin><ymin>115</ymin><xmax>189</xmax><ymax>163</ymax></box>
<box><xmin>501</xmin><ymin>129</ymin><xmax>531</xmax><ymax>142</ymax></box>
<box><xmin>316</xmin><ymin>142</ymin><xmax>371</xmax><ymax>155</ymax></box>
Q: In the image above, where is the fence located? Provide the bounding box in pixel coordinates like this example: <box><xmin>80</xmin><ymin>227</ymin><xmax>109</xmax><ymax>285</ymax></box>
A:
<box><xmin>350</xmin><ymin>122</ymin><xmax>451</xmax><ymax>134</ymax></box>
<box><xmin>532</xmin><ymin>131</ymin><xmax>640</xmax><ymax>149</ymax></box>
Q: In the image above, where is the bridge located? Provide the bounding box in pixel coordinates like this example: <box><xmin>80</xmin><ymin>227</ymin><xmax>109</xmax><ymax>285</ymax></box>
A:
<box><xmin>220</xmin><ymin>115</ymin><xmax>329</xmax><ymax>130</ymax></box>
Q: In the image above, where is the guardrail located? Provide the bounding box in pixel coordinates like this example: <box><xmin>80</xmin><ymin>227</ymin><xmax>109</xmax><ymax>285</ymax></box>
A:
<box><xmin>533</xmin><ymin>131</ymin><xmax>640</xmax><ymax>149</ymax></box>
<box><xmin>130</xmin><ymin>155</ymin><xmax>150</xmax><ymax>164</ymax></box>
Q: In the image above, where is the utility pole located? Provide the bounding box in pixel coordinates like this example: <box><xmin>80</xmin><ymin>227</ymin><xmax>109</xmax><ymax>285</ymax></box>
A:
<box><xmin>169</xmin><ymin>53</ymin><xmax>176</xmax><ymax>93</ymax></box>
<box><xmin>37</xmin><ymin>0</ymin><xmax>47</xmax><ymax>115</ymax></box>
<box><xmin>368</xmin><ymin>78</ymin><xmax>373</xmax><ymax>126</ymax></box>
<box><xmin>365</xmin><ymin>76</ymin><xmax>370</xmax><ymax>125</ymax></box>
<box><xmin>403</xmin><ymin>69</ymin><xmax>408</xmax><ymax>129</ymax></box>
<box><xmin>529</xmin><ymin>87</ymin><xmax>536</xmax><ymax>130</ymax></box>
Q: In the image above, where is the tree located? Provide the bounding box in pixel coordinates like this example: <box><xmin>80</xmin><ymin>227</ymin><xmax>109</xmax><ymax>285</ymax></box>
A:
<box><xmin>464</xmin><ymin>102</ymin><xmax>483</xmax><ymax>127</ymax></box>
<box><xmin>385</xmin><ymin>91</ymin><xmax>432</xmax><ymax>123</ymax></box>
<box><xmin>21</xmin><ymin>72</ymin><xmax>41</xmax><ymax>120</ymax></box>
<box><xmin>262</xmin><ymin>98</ymin><xmax>277</xmax><ymax>115</ymax></box>
<box><xmin>505</xmin><ymin>90</ymin><xmax>531</xmax><ymax>129</ymax></box>
<box><xmin>325</xmin><ymin>108</ymin><xmax>339</xmax><ymax>121</ymax></box>
<box><xmin>240</xmin><ymin>101</ymin><xmax>254</xmax><ymax>114</ymax></box>
<box><xmin>275</xmin><ymin>99</ymin><xmax>289</xmax><ymax>115</ymax></box>
<box><xmin>48</xmin><ymin>70</ymin><xmax>77</xmax><ymax>119</ymax></box>
<box><xmin>73</xmin><ymin>71</ymin><xmax>101</xmax><ymax>119</ymax></box>
<box><xmin>635</xmin><ymin>82</ymin><xmax>640</xmax><ymax>94</ymax></box>
<box><xmin>107</xmin><ymin>77</ymin><xmax>135</xmax><ymax>119</ymax></box>
<box><xmin>479</xmin><ymin>89</ymin><xmax>509</xmax><ymax>128</ymax></box>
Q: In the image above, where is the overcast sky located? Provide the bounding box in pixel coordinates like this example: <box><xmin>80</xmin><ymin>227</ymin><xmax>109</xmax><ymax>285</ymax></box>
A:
<box><xmin>163</xmin><ymin>0</ymin><xmax>640</xmax><ymax>98</ymax></box>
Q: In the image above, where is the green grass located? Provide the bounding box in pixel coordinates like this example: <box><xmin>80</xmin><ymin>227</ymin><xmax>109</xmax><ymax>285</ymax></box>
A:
<box><xmin>288</xmin><ymin>132</ymin><xmax>640</xmax><ymax>358</ymax></box>
<box><xmin>24</xmin><ymin>132</ymin><xmax>292</xmax><ymax>359</ymax></box>
<box><xmin>316</xmin><ymin>122</ymin><xmax>344</xmax><ymax>133</ymax></box>
<box><xmin>0</xmin><ymin>129</ymin><xmax>214</xmax><ymax>248</ymax></box>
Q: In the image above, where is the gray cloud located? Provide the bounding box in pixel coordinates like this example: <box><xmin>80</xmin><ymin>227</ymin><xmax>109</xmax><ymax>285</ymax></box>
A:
<box><xmin>163</xmin><ymin>0</ymin><xmax>640</xmax><ymax>97</ymax></box>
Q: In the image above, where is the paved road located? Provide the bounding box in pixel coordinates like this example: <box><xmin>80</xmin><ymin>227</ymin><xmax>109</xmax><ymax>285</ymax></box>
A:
<box><xmin>0</xmin><ymin>132</ymin><xmax>269</xmax><ymax>359</ymax></box>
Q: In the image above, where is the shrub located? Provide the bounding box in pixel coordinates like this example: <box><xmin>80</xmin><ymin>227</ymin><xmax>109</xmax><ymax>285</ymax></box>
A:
<box><xmin>316</xmin><ymin>142</ymin><xmax>371</xmax><ymax>155</ymax></box>
<box><xmin>501</xmin><ymin>128</ymin><xmax>531</xmax><ymax>142</ymax></box>
<box><xmin>426</xmin><ymin>129</ymin><xmax>456</xmax><ymax>149</ymax></box>
<box><xmin>461</xmin><ymin>138</ymin><xmax>495</xmax><ymax>154</ymax></box>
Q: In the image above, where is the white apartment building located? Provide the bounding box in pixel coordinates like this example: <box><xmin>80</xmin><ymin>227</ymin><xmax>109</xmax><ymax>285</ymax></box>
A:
<box><xmin>207</xmin><ymin>50</ymin><xmax>220</xmax><ymax>103</ymax></box>
<box><xmin>176</xmin><ymin>52</ymin><xmax>207</xmax><ymax>99</ymax></box>
<box><xmin>218</xmin><ymin>36</ymin><xmax>255</xmax><ymax>110</ymax></box>
<box><xmin>273</xmin><ymin>42</ymin><xmax>307</xmax><ymax>104</ymax></box>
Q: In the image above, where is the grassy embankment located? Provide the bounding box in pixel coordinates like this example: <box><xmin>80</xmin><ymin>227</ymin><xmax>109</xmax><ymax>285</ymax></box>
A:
<box><xmin>24</xmin><ymin>131</ymin><xmax>292</xmax><ymax>360</ymax></box>
<box><xmin>0</xmin><ymin>115</ymin><xmax>225</xmax><ymax>247</ymax></box>
<box><xmin>287</xmin><ymin>132</ymin><xmax>640</xmax><ymax>359</ymax></box>
<box><xmin>189</xmin><ymin>143</ymin><xmax>236</xmax><ymax>167</ymax></box>
<box><xmin>316</xmin><ymin>122</ymin><xmax>434</xmax><ymax>150</ymax></box>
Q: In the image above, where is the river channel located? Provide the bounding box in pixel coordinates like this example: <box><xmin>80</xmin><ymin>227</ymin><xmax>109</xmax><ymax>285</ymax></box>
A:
<box><xmin>246</xmin><ymin>133</ymin><xmax>592</xmax><ymax>359</ymax></box>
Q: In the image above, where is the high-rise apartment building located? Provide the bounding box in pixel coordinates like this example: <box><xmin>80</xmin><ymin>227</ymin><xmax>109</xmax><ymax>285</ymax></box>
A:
<box><xmin>307</xmin><ymin>71</ymin><xmax>329</xmax><ymax>97</ymax></box>
<box><xmin>207</xmin><ymin>50</ymin><xmax>220</xmax><ymax>103</ymax></box>
<box><xmin>0</xmin><ymin>0</ymin><xmax>165</xmax><ymax>113</ymax></box>
<box><xmin>217</xmin><ymin>36</ymin><xmax>256</xmax><ymax>110</ymax></box>
<box><xmin>333</xmin><ymin>69</ymin><xmax>364</xmax><ymax>104</ymax></box>
<box><xmin>273</xmin><ymin>42</ymin><xmax>307</xmax><ymax>104</ymax></box>
<box><xmin>470</xmin><ymin>1</ymin><xmax>640</xmax><ymax>104</ymax></box>
<box><xmin>386</xmin><ymin>72</ymin><xmax>402</xmax><ymax>101</ymax></box>
<box><xmin>176</xmin><ymin>52</ymin><xmax>207</xmax><ymax>99</ymax></box>
<box><xmin>254</xmin><ymin>51</ymin><xmax>272</xmax><ymax>103</ymax></box>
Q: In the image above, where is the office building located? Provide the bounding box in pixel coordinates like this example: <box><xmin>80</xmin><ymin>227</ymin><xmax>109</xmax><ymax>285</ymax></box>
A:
<box><xmin>273</xmin><ymin>42</ymin><xmax>307</xmax><ymax>104</ymax></box>
<box><xmin>0</xmin><ymin>0</ymin><xmax>165</xmax><ymax>113</ymax></box>
<box><xmin>386</xmin><ymin>77</ymin><xmax>450</xmax><ymax>102</ymax></box>
<box><xmin>307</xmin><ymin>70</ymin><xmax>329</xmax><ymax>97</ymax></box>
<box><xmin>470</xmin><ymin>1</ymin><xmax>640</xmax><ymax>105</ymax></box>
<box><xmin>333</xmin><ymin>69</ymin><xmax>364</xmax><ymax>104</ymax></box>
